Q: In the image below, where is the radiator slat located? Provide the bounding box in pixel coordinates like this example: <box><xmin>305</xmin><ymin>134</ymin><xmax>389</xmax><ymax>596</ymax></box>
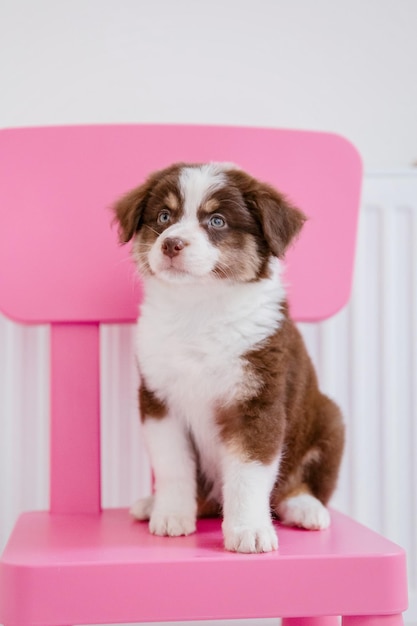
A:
<box><xmin>410</xmin><ymin>208</ymin><xmax>417</xmax><ymax>591</ymax></box>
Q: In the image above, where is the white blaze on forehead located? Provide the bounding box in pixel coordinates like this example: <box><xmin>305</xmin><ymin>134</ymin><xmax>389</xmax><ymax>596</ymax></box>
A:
<box><xmin>179</xmin><ymin>163</ymin><xmax>228</xmax><ymax>219</ymax></box>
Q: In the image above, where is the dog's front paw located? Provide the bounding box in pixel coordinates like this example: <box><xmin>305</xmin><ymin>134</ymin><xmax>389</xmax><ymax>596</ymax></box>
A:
<box><xmin>223</xmin><ymin>522</ymin><xmax>278</xmax><ymax>553</ymax></box>
<box><xmin>149</xmin><ymin>511</ymin><xmax>196</xmax><ymax>537</ymax></box>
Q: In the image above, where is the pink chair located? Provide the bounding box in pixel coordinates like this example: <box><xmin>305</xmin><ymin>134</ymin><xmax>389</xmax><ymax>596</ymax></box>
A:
<box><xmin>0</xmin><ymin>125</ymin><xmax>407</xmax><ymax>626</ymax></box>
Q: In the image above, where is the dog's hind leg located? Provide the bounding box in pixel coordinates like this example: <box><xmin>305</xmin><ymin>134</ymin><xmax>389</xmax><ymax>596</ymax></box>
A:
<box><xmin>273</xmin><ymin>394</ymin><xmax>344</xmax><ymax>530</ymax></box>
<box><xmin>130</xmin><ymin>495</ymin><xmax>155</xmax><ymax>520</ymax></box>
<box><xmin>275</xmin><ymin>486</ymin><xmax>331</xmax><ymax>529</ymax></box>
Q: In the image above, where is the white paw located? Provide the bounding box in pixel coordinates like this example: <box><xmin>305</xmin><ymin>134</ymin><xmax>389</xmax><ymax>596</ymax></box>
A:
<box><xmin>149</xmin><ymin>511</ymin><xmax>196</xmax><ymax>537</ymax></box>
<box><xmin>130</xmin><ymin>495</ymin><xmax>155</xmax><ymax>520</ymax></box>
<box><xmin>223</xmin><ymin>522</ymin><xmax>278</xmax><ymax>553</ymax></box>
<box><xmin>277</xmin><ymin>493</ymin><xmax>330</xmax><ymax>530</ymax></box>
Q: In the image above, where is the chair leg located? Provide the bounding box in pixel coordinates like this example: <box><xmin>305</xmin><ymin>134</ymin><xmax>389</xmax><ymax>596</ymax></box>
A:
<box><xmin>342</xmin><ymin>615</ymin><xmax>404</xmax><ymax>626</ymax></box>
<box><xmin>282</xmin><ymin>618</ymin><xmax>340</xmax><ymax>626</ymax></box>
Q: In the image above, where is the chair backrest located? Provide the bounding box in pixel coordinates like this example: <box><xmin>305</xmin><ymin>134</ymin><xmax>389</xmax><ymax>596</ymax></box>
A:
<box><xmin>0</xmin><ymin>125</ymin><xmax>362</xmax><ymax>515</ymax></box>
<box><xmin>0</xmin><ymin>125</ymin><xmax>362</xmax><ymax>324</ymax></box>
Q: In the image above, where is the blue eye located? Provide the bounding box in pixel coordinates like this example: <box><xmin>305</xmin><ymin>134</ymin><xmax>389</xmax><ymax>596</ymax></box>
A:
<box><xmin>157</xmin><ymin>210</ymin><xmax>171</xmax><ymax>225</ymax></box>
<box><xmin>209</xmin><ymin>214</ymin><xmax>226</xmax><ymax>229</ymax></box>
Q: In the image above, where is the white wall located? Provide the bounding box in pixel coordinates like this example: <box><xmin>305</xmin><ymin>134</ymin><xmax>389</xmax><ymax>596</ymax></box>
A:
<box><xmin>1</xmin><ymin>0</ymin><xmax>417</xmax><ymax>169</ymax></box>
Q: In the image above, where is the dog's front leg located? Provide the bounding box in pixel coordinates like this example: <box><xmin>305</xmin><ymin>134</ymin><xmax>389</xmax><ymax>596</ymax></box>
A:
<box><xmin>221</xmin><ymin>449</ymin><xmax>280</xmax><ymax>553</ymax></box>
<box><xmin>143</xmin><ymin>414</ymin><xmax>197</xmax><ymax>536</ymax></box>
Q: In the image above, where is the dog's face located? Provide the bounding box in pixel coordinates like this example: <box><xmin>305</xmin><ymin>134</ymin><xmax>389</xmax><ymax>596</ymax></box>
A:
<box><xmin>114</xmin><ymin>162</ymin><xmax>306</xmax><ymax>284</ymax></box>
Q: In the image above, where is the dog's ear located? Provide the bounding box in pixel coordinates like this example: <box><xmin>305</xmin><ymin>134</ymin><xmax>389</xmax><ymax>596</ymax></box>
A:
<box><xmin>113</xmin><ymin>163</ymin><xmax>186</xmax><ymax>244</ymax></box>
<box><xmin>254</xmin><ymin>184</ymin><xmax>307</xmax><ymax>258</ymax></box>
<box><xmin>112</xmin><ymin>180</ymin><xmax>153</xmax><ymax>244</ymax></box>
<box><xmin>227</xmin><ymin>170</ymin><xmax>306</xmax><ymax>258</ymax></box>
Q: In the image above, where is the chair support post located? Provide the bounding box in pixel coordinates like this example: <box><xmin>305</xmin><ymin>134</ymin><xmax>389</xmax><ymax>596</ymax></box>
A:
<box><xmin>50</xmin><ymin>323</ymin><xmax>101</xmax><ymax>514</ymax></box>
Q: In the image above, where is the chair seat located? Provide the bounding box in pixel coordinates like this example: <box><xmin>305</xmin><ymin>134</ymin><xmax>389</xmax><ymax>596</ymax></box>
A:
<box><xmin>0</xmin><ymin>508</ymin><xmax>407</xmax><ymax>624</ymax></box>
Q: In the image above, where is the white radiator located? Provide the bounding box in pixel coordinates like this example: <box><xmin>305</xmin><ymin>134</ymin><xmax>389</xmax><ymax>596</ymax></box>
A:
<box><xmin>0</xmin><ymin>171</ymin><xmax>416</xmax><ymax>624</ymax></box>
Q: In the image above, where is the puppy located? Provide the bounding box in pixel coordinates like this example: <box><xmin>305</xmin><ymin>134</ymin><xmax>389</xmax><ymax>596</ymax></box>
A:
<box><xmin>113</xmin><ymin>162</ymin><xmax>344</xmax><ymax>553</ymax></box>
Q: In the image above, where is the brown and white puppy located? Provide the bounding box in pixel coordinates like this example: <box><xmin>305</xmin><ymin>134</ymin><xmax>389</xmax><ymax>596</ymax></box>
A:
<box><xmin>113</xmin><ymin>162</ymin><xmax>344</xmax><ymax>553</ymax></box>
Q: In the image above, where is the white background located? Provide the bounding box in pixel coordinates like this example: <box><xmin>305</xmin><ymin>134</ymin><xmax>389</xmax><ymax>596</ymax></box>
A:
<box><xmin>0</xmin><ymin>0</ymin><xmax>416</xmax><ymax>170</ymax></box>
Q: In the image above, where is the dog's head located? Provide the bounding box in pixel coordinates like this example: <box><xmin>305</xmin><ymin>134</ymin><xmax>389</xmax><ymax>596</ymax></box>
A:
<box><xmin>113</xmin><ymin>162</ymin><xmax>306</xmax><ymax>284</ymax></box>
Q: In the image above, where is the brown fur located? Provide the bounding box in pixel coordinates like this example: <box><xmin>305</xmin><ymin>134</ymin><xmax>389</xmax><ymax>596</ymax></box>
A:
<box><xmin>225</xmin><ymin>169</ymin><xmax>307</xmax><ymax>259</ymax></box>
<box><xmin>215</xmin><ymin>302</ymin><xmax>344</xmax><ymax>509</ymax></box>
<box><xmin>114</xmin><ymin>164</ymin><xmax>185</xmax><ymax>244</ymax></box>
<box><xmin>138</xmin><ymin>384</ymin><xmax>166</xmax><ymax>422</ymax></box>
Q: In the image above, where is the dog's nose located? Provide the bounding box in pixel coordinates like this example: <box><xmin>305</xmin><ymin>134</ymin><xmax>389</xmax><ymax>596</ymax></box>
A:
<box><xmin>161</xmin><ymin>237</ymin><xmax>186</xmax><ymax>258</ymax></box>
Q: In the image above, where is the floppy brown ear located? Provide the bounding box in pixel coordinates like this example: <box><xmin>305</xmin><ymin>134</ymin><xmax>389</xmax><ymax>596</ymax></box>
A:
<box><xmin>227</xmin><ymin>170</ymin><xmax>307</xmax><ymax>258</ymax></box>
<box><xmin>255</xmin><ymin>184</ymin><xmax>307</xmax><ymax>258</ymax></box>
<box><xmin>113</xmin><ymin>163</ymin><xmax>186</xmax><ymax>244</ymax></box>
<box><xmin>112</xmin><ymin>182</ymin><xmax>151</xmax><ymax>244</ymax></box>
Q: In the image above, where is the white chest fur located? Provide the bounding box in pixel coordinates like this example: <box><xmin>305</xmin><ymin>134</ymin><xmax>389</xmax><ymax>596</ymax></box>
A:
<box><xmin>136</xmin><ymin>265</ymin><xmax>285</xmax><ymax>489</ymax></box>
